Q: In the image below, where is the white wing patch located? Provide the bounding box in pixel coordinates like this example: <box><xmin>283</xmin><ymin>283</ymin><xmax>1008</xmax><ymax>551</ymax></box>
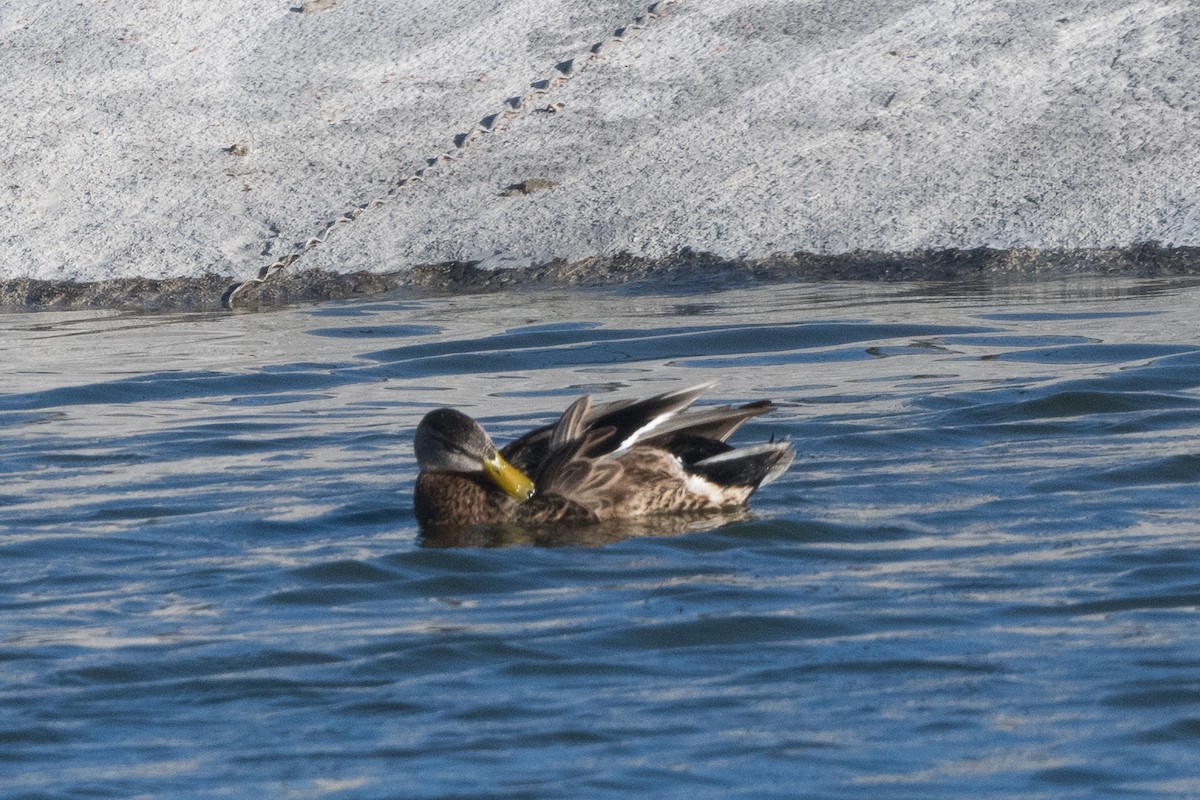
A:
<box><xmin>613</xmin><ymin>412</ymin><xmax>675</xmax><ymax>454</ymax></box>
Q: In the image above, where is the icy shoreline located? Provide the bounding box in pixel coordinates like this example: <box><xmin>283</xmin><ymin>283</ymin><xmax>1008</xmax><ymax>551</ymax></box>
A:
<box><xmin>2</xmin><ymin>245</ymin><xmax>1197</xmax><ymax>312</ymax></box>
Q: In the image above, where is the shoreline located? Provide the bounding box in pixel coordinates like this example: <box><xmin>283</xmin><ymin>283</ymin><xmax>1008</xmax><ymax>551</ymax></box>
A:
<box><xmin>3</xmin><ymin>244</ymin><xmax>1198</xmax><ymax>313</ymax></box>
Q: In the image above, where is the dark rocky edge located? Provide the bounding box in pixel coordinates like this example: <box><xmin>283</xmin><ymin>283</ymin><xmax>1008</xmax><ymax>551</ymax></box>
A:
<box><xmin>3</xmin><ymin>244</ymin><xmax>1199</xmax><ymax>313</ymax></box>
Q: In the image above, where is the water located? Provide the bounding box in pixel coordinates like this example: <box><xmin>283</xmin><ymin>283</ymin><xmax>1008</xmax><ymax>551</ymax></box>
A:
<box><xmin>2</xmin><ymin>277</ymin><xmax>1199</xmax><ymax>799</ymax></box>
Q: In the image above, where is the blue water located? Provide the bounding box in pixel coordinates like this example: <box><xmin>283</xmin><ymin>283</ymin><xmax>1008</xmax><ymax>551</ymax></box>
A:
<box><xmin>2</xmin><ymin>279</ymin><xmax>1200</xmax><ymax>798</ymax></box>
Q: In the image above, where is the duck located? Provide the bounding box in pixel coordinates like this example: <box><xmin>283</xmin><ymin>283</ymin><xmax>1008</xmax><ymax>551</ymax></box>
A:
<box><xmin>413</xmin><ymin>383</ymin><xmax>794</xmax><ymax>530</ymax></box>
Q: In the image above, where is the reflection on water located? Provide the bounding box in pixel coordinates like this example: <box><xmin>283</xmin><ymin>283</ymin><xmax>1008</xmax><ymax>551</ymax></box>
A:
<box><xmin>419</xmin><ymin>510</ymin><xmax>750</xmax><ymax>549</ymax></box>
<box><xmin>2</xmin><ymin>277</ymin><xmax>1200</xmax><ymax>798</ymax></box>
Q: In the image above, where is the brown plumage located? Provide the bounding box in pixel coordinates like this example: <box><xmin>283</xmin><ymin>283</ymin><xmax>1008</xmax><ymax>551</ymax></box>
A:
<box><xmin>413</xmin><ymin>383</ymin><xmax>794</xmax><ymax>532</ymax></box>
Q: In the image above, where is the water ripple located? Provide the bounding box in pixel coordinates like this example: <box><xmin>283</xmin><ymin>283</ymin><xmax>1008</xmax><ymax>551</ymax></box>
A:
<box><xmin>3</xmin><ymin>279</ymin><xmax>1200</xmax><ymax>798</ymax></box>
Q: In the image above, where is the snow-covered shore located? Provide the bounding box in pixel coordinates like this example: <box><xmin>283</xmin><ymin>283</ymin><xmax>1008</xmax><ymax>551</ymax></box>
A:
<box><xmin>3</xmin><ymin>0</ymin><xmax>1199</xmax><ymax>292</ymax></box>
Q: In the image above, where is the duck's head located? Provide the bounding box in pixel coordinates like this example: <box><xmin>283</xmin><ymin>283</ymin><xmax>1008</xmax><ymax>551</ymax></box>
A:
<box><xmin>414</xmin><ymin>409</ymin><xmax>535</xmax><ymax>501</ymax></box>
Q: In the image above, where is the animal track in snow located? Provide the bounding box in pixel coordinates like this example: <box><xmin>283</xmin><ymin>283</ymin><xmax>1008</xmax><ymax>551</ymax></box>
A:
<box><xmin>223</xmin><ymin>0</ymin><xmax>681</xmax><ymax>308</ymax></box>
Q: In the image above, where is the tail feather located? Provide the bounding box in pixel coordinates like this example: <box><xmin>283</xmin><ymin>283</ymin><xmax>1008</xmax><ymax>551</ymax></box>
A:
<box><xmin>692</xmin><ymin>442</ymin><xmax>795</xmax><ymax>490</ymax></box>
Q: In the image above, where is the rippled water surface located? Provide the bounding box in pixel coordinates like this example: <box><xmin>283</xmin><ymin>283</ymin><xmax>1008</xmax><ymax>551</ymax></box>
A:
<box><xmin>3</xmin><ymin>278</ymin><xmax>1200</xmax><ymax>799</ymax></box>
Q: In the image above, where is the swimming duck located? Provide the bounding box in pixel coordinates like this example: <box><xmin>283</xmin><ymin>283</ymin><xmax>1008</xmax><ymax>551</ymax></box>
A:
<box><xmin>413</xmin><ymin>383</ymin><xmax>794</xmax><ymax>529</ymax></box>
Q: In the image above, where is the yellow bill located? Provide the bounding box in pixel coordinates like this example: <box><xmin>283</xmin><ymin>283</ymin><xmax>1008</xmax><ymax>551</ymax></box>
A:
<box><xmin>483</xmin><ymin>452</ymin><xmax>535</xmax><ymax>501</ymax></box>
